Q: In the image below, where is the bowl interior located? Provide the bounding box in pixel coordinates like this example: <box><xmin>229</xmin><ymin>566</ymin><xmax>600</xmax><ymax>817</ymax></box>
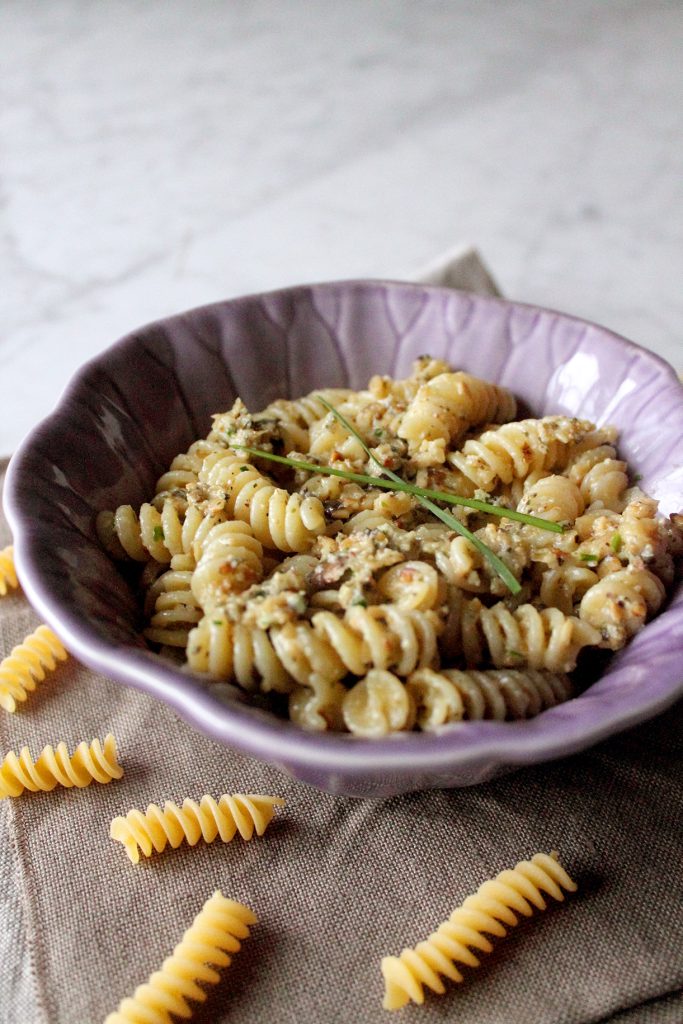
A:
<box><xmin>5</xmin><ymin>281</ymin><xmax>683</xmax><ymax>792</ymax></box>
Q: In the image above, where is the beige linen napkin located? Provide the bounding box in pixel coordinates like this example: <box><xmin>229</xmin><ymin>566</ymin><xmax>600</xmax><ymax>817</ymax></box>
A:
<box><xmin>1</xmin><ymin>257</ymin><xmax>682</xmax><ymax>1024</ymax></box>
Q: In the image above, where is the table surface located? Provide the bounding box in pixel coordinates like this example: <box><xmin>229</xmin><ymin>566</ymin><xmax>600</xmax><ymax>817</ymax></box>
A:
<box><xmin>1</xmin><ymin>0</ymin><xmax>682</xmax><ymax>455</ymax></box>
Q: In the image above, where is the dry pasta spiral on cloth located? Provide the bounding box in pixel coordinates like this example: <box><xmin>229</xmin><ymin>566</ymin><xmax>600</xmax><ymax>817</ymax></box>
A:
<box><xmin>0</xmin><ymin>624</ymin><xmax>68</xmax><ymax>713</ymax></box>
<box><xmin>105</xmin><ymin>890</ymin><xmax>256</xmax><ymax>1024</ymax></box>
<box><xmin>0</xmin><ymin>545</ymin><xmax>18</xmax><ymax>596</ymax></box>
<box><xmin>381</xmin><ymin>851</ymin><xmax>577</xmax><ymax>1010</ymax></box>
<box><xmin>111</xmin><ymin>793</ymin><xmax>285</xmax><ymax>863</ymax></box>
<box><xmin>96</xmin><ymin>357</ymin><xmax>682</xmax><ymax>735</ymax></box>
<box><xmin>0</xmin><ymin>734</ymin><xmax>122</xmax><ymax>798</ymax></box>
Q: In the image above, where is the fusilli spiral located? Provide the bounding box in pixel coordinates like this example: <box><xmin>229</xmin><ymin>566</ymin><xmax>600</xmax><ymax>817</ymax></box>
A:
<box><xmin>398</xmin><ymin>371</ymin><xmax>516</xmax><ymax>447</ymax></box>
<box><xmin>199</xmin><ymin>451</ymin><xmax>326</xmax><ymax>551</ymax></box>
<box><xmin>143</xmin><ymin>570</ymin><xmax>203</xmax><ymax>648</ymax></box>
<box><xmin>579</xmin><ymin>567</ymin><xmax>665</xmax><ymax>649</ymax></box>
<box><xmin>447</xmin><ymin>417</ymin><xmax>594</xmax><ymax>494</ymax></box>
<box><xmin>0</xmin><ymin>734</ymin><xmax>122</xmax><ymax>799</ymax></box>
<box><xmin>188</xmin><ymin>604</ymin><xmax>440</xmax><ymax>693</ymax></box>
<box><xmin>381</xmin><ymin>851</ymin><xmax>577</xmax><ymax>1010</ymax></box>
<box><xmin>567</xmin><ymin>444</ymin><xmax>629</xmax><ymax>511</ymax></box>
<box><xmin>0</xmin><ymin>545</ymin><xmax>18</xmax><ymax>596</ymax></box>
<box><xmin>111</xmin><ymin>793</ymin><xmax>284</xmax><ymax>862</ymax></box>
<box><xmin>406</xmin><ymin>667</ymin><xmax>572</xmax><ymax>729</ymax></box>
<box><xmin>342</xmin><ymin>669</ymin><xmax>416</xmax><ymax>736</ymax></box>
<box><xmin>476</xmin><ymin>601</ymin><xmax>601</xmax><ymax>672</ymax></box>
<box><xmin>538</xmin><ymin>565</ymin><xmax>599</xmax><ymax>615</ymax></box>
<box><xmin>254</xmin><ymin>388</ymin><xmax>353</xmax><ymax>452</ymax></box>
<box><xmin>274</xmin><ymin>605</ymin><xmax>441</xmax><ymax>685</ymax></box>
<box><xmin>0</xmin><ymin>624</ymin><xmax>68</xmax><ymax>713</ymax></box>
<box><xmin>191</xmin><ymin>520</ymin><xmax>264</xmax><ymax>610</ymax></box>
<box><xmin>289</xmin><ymin>677</ymin><xmax>347</xmax><ymax>731</ymax></box>
<box><xmin>188</xmin><ymin>617</ymin><xmax>294</xmax><ymax>692</ymax></box>
<box><xmin>152</xmin><ymin>438</ymin><xmax>226</xmax><ymax>506</ymax></box>
<box><xmin>104</xmin><ymin>890</ymin><xmax>256</xmax><ymax>1024</ymax></box>
<box><xmin>517</xmin><ymin>475</ymin><xmax>585</xmax><ymax>524</ymax></box>
<box><xmin>97</xmin><ymin>501</ymin><xmax>227</xmax><ymax>565</ymax></box>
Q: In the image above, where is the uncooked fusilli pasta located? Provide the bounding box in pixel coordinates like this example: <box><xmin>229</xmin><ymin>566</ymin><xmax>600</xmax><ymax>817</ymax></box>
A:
<box><xmin>0</xmin><ymin>624</ymin><xmax>68</xmax><ymax>713</ymax></box>
<box><xmin>0</xmin><ymin>545</ymin><xmax>18</xmax><ymax>596</ymax></box>
<box><xmin>96</xmin><ymin>358</ymin><xmax>682</xmax><ymax>735</ymax></box>
<box><xmin>104</xmin><ymin>890</ymin><xmax>256</xmax><ymax>1024</ymax></box>
<box><xmin>111</xmin><ymin>793</ymin><xmax>285</xmax><ymax>862</ymax></box>
<box><xmin>381</xmin><ymin>851</ymin><xmax>577</xmax><ymax>1009</ymax></box>
<box><xmin>0</xmin><ymin>734</ymin><xmax>122</xmax><ymax>799</ymax></box>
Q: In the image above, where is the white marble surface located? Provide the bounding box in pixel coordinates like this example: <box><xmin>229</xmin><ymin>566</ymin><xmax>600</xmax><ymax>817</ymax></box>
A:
<box><xmin>1</xmin><ymin>0</ymin><xmax>682</xmax><ymax>454</ymax></box>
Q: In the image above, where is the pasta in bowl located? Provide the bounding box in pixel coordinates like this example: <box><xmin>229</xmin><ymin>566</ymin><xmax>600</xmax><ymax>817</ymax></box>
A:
<box><xmin>5</xmin><ymin>281</ymin><xmax>683</xmax><ymax>796</ymax></box>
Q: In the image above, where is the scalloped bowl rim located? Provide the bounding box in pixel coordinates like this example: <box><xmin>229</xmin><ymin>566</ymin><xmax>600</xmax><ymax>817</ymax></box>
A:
<box><xmin>4</xmin><ymin>280</ymin><xmax>683</xmax><ymax>782</ymax></box>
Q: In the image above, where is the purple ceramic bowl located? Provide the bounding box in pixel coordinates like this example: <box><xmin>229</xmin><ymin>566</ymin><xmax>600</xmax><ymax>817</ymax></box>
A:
<box><xmin>5</xmin><ymin>281</ymin><xmax>683</xmax><ymax>797</ymax></box>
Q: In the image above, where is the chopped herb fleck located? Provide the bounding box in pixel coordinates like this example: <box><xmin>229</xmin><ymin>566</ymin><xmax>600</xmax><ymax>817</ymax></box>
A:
<box><xmin>579</xmin><ymin>552</ymin><xmax>599</xmax><ymax>563</ymax></box>
<box><xmin>611</xmin><ymin>533</ymin><xmax>623</xmax><ymax>553</ymax></box>
<box><xmin>212</xmin><ymin>620</ymin><xmax>223</xmax><ymax>626</ymax></box>
<box><xmin>351</xmin><ymin>597</ymin><xmax>368</xmax><ymax>607</ymax></box>
<box><xmin>153</xmin><ymin>526</ymin><xmax>165</xmax><ymax>542</ymax></box>
<box><xmin>507</xmin><ymin>649</ymin><xmax>523</xmax><ymax>659</ymax></box>
<box><xmin>373</xmin><ymin>428</ymin><xmax>384</xmax><ymax>438</ymax></box>
<box><xmin>632</xmin><ymin>473</ymin><xmax>642</xmax><ymax>483</ymax></box>
<box><xmin>239</xmin><ymin>465</ymin><xmax>250</xmax><ymax>472</ymax></box>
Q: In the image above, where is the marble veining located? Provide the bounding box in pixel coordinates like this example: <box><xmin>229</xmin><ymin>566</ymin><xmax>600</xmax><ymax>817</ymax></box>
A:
<box><xmin>1</xmin><ymin>0</ymin><xmax>682</xmax><ymax>454</ymax></box>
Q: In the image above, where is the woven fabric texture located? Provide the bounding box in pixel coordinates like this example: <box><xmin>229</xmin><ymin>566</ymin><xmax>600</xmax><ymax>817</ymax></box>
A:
<box><xmin>1</xmin><ymin>458</ymin><xmax>682</xmax><ymax>1024</ymax></box>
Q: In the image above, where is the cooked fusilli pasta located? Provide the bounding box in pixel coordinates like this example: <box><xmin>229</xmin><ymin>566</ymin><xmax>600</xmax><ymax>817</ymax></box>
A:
<box><xmin>152</xmin><ymin>438</ymin><xmax>226</xmax><ymax>507</ymax></box>
<box><xmin>0</xmin><ymin>624</ymin><xmax>68</xmax><ymax>713</ymax></box>
<box><xmin>199</xmin><ymin>451</ymin><xmax>326</xmax><ymax>551</ymax></box>
<box><xmin>406</xmin><ymin>667</ymin><xmax>572</xmax><ymax>729</ymax></box>
<box><xmin>104</xmin><ymin>890</ymin><xmax>256</xmax><ymax>1024</ymax></box>
<box><xmin>447</xmin><ymin>416</ymin><xmax>595</xmax><ymax>494</ymax></box>
<box><xmin>0</xmin><ymin>545</ymin><xmax>18</xmax><ymax>596</ymax></box>
<box><xmin>143</xmin><ymin>569</ymin><xmax>203</xmax><ymax>648</ymax></box>
<box><xmin>96</xmin><ymin>501</ymin><xmax>229</xmax><ymax>566</ymax></box>
<box><xmin>252</xmin><ymin>388</ymin><xmax>354</xmax><ymax>452</ymax></box>
<box><xmin>111</xmin><ymin>793</ymin><xmax>284</xmax><ymax>862</ymax></box>
<box><xmin>476</xmin><ymin>602</ymin><xmax>601</xmax><ymax>672</ymax></box>
<box><xmin>96</xmin><ymin>357</ymin><xmax>682</xmax><ymax>735</ymax></box>
<box><xmin>0</xmin><ymin>734</ymin><xmax>122</xmax><ymax>798</ymax></box>
<box><xmin>579</xmin><ymin>567</ymin><xmax>665</xmax><ymax>649</ymax></box>
<box><xmin>398</xmin><ymin>371</ymin><xmax>516</xmax><ymax>448</ymax></box>
<box><xmin>342</xmin><ymin>669</ymin><xmax>416</xmax><ymax>736</ymax></box>
<box><xmin>381</xmin><ymin>851</ymin><xmax>577</xmax><ymax>1009</ymax></box>
<box><xmin>191</xmin><ymin>520</ymin><xmax>264</xmax><ymax>610</ymax></box>
<box><xmin>567</xmin><ymin>443</ymin><xmax>629</xmax><ymax>511</ymax></box>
